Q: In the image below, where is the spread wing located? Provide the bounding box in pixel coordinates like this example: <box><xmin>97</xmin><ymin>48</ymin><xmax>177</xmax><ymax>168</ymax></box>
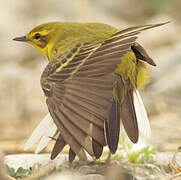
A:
<box><xmin>40</xmin><ymin>22</ymin><xmax>167</xmax><ymax>162</ymax></box>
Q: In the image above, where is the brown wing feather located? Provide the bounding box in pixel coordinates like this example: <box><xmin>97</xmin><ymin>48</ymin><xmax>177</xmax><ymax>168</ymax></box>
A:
<box><xmin>131</xmin><ymin>43</ymin><xmax>156</xmax><ymax>66</ymax></box>
<box><xmin>51</xmin><ymin>134</ymin><xmax>66</xmax><ymax>160</ymax></box>
<box><xmin>69</xmin><ymin>149</ymin><xmax>76</xmax><ymax>163</ymax></box>
<box><xmin>106</xmin><ymin>98</ymin><xmax>120</xmax><ymax>153</ymax></box>
<box><xmin>41</xmin><ymin>23</ymin><xmax>166</xmax><ymax>161</ymax></box>
<box><xmin>47</xmin><ymin>99</ymin><xmax>87</xmax><ymax>161</ymax></box>
<box><xmin>114</xmin><ymin>22</ymin><xmax>169</xmax><ymax>36</ymax></box>
<box><xmin>92</xmin><ymin>139</ymin><xmax>103</xmax><ymax>159</ymax></box>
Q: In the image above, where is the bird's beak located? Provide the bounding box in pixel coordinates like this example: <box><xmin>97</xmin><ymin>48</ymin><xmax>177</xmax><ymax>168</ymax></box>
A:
<box><xmin>13</xmin><ymin>36</ymin><xmax>29</xmax><ymax>42</ymax></box>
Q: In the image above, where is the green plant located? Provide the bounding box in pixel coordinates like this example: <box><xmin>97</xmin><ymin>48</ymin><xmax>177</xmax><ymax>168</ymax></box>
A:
<box><xmin>6</xmin><ymin>165</ymin><xmax>30</xmax><ymax>178</ymax></box>
<box><xmin>127</xmin><ymin>146</ymin><xmax>156</xmax><ymax>164</ymax></box>
<box><xmin>113</xmin><ymin>134</ymin><xmax>156</xmax><ymax>164</ymax></box>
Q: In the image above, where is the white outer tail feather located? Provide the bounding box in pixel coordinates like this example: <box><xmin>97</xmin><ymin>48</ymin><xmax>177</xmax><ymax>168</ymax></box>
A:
<box><xmin>24</xmin><ymin>113</ymin><xmax>57</xmax><ymax>153</ymax></box>
<box><xmin>133</xmin><ymin>90</ymin><xmax>151</xmax><ymax>140</ymax></box>
<box><xmin>119</xmin><ymin>90</ymin><xmax>151</xmax><ymax>152</ymax></box>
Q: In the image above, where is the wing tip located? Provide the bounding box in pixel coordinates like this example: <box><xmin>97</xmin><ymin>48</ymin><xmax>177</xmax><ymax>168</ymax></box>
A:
<box><xmin>69</xmin><ymin>149</ymin><xmax>76</xmax><ymax>163</ymax></box>
<box><xmin>153</xmin><ymin>21</ymin><xmax>170</xmax><ymax>26</ymax></box>
<box><xmin>129</xmin><ymin>135</ymin><xmax>139</xmax><ymax>144</ymax></box>
<box><xmin>51</xmin><ymin>135</ymin><xmax>66</xmax><ymax>160</ymax></box>
<box><xmin>142</xmin><ymin>21</ymin><xmax>170</xmax><ymax>30</ymax></box>
<box><xmin>92</xmin><ymin>139</ymin><xmax>103</xmax><ymax>159</ymax></box>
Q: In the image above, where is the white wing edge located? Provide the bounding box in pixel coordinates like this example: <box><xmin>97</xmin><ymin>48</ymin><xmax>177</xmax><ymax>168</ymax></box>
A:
<box><xmin>24</xmin><ymin>113</ymin><xmax>57</xmax><ymax>152</ymax></box>
<box><xmin>133</xmin><ymin>90</ymin><xmax>151</xmax><ymax>140</ymax></box>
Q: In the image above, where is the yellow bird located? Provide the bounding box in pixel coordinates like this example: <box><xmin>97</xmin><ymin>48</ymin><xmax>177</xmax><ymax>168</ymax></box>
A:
<box><xmin>13</xmin><ymin>22</ymin><xmax>168</xmax><ymax>162</ymax></box>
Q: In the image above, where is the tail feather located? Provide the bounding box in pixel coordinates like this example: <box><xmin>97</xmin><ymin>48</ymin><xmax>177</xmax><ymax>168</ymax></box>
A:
<box><xmin>35</xmin><ymin>122</ymin><xmax>57</xmax><ymax>154</ymax></box>
<box><xmin>105</xmin><ymin>98</ymin><xmax>120</xmax><ymax>153</ymax></box>
<box><xmin>133</xmin><ymin>90</ymin><xmax>151</xmax><ymax>139</ymax></box>
<box><xmin>24</xmin><ymin>113</ymin><xmax>57</xmax><ymax>152</ymax></box>
<box><xmin>120</xmin><ymin>90</ymin><xmax>138</xmax><ymax>143</ymax></box>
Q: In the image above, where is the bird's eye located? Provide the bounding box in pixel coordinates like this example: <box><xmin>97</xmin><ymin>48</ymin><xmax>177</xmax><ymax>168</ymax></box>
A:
<box><xmin>34</xmin><ymin>33</ymin><xmax>41</xmax><ymax>40</ymax></box>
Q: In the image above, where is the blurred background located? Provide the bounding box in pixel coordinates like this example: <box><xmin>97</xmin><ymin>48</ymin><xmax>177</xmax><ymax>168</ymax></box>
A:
<box><xmin>0</xmin><ymin>0</ymin><xmax>181</xmax><ymax>155</ymax></box>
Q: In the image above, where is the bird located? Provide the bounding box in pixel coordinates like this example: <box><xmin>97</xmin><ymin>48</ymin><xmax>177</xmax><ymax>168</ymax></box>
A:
<box><xmin>13</xmin><ymin>21</ymin><xmax>168</xmax><ymax>162</ymax></box>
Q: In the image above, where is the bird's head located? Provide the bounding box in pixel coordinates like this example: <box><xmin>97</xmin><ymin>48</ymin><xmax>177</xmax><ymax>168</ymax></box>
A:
<box><xmin>13</xmin><ymin>22</ymin><xmax>59</xmax><ymax>59</ymax></box>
